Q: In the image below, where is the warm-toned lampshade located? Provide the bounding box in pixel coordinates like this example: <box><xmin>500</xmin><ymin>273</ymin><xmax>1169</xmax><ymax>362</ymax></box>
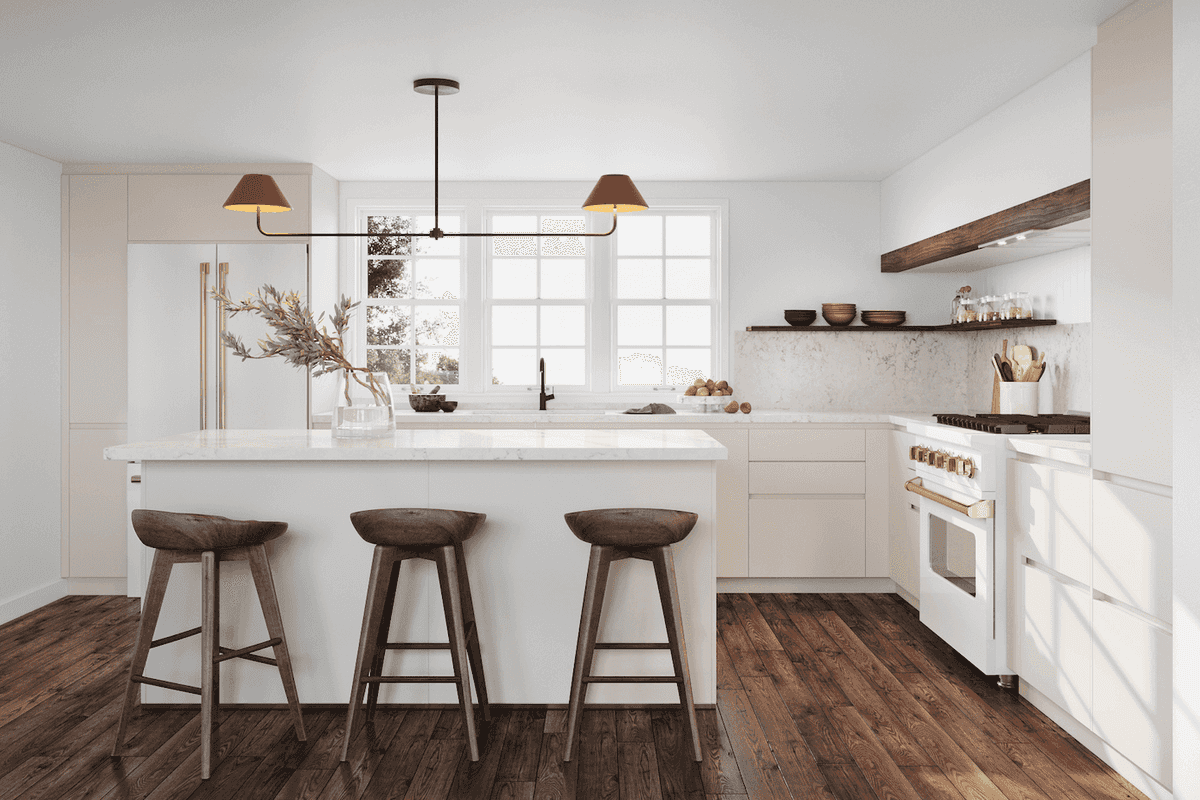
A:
<box><xmin>223</xmin><ymin>174</ymin><xmax>292</xmax><ymax>213</ymax></box>
<box><xmin>582</xmin><ymin>174</ymin><xmax>648</xmax><ymax>213</ymax></box>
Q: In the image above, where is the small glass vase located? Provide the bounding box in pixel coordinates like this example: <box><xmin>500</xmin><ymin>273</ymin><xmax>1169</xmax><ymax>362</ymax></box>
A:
<box><xmin>333</xmin><ymin>370</ymin><xmax>395</xmax><ymax>439</ymax></box>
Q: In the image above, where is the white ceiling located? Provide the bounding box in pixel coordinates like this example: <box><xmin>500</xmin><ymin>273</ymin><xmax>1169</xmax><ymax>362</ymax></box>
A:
<box><xmin>0</xmin><ymin>0</ymin><xmax>1130</xmax><ymax>182</ymax></box>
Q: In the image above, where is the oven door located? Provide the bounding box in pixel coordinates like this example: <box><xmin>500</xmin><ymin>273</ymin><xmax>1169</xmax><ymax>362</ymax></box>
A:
<box><xmin>911</xmin><ymin>479</ymin><xmax>1005</xmax><ymax>674</ymax></box>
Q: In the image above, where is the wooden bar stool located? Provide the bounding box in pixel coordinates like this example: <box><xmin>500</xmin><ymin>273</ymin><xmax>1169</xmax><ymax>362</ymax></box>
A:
<box><xmin>562</xmin><ymin>508</ymin><xmax>702</xmax><ymax>763</ymax></box>
<box><xmin>342</xmin><ymin>508</ymin><xmax>490</xmax><ymax>762</ymax></box>
<box><xmin>112</xmin><ymin>509</ymin><xmax>305</xmax><ymax>780</ymax></box>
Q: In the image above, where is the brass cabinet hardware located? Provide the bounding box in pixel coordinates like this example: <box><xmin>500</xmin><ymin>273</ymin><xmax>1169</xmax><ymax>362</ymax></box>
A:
<box><xmin>200</xmin><ymin>262</ymin><xmax>210</xmax><ymax>430</ymax></box>
<box><xmin>904</xmin><ymin>477</ymin><xmax>994</xmax><ymax>519</ymax></box>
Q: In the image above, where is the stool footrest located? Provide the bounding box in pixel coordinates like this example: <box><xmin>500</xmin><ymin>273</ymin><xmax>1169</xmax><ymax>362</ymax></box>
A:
<box><xmin>151</xmin><ymin>627</ymin><xmax>202</xmax><ymax>648</ymax></box>
<box><xmin>594</xmin><ymin>642</ymin><xmax>671</xmax><ymax>650</ymax></box>
<box><xmin>132</xmin><ymin>675</ymin><xmax>202</xmax><ymax>695</ymax></box>
<box><xmin>382</xmin><ymin>642</ymin><xmax>451</xmax><ymax>651</ymax></box>
<box><xmin>214</xmin><ymin>638</ymin><xmax>282</xmax><ymax>664</ymax></box>
<box><xmin>360</xmin><ymin>675</ymin><xmax>463</xmax><ymax>684</ymax></box>
<box><xmin>583</xmin><ymin>675</ymin><xmax>683</xmax><ymax>684</ymax></box>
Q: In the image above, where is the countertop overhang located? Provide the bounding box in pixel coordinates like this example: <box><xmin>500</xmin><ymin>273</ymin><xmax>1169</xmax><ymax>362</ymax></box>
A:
<box><xmin>105</xmin><ymin>428</ymin><xmax>729</xmax><ymax>462</ymax></box>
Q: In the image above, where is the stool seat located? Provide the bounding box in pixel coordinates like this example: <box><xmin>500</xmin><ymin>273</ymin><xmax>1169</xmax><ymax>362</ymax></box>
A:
<box><xmin>349</xmin><ymin>508</ymin><xmax>486</xmax><ymax>548</ymax></box>
<box><xmin>131</xmin><ymin>509</ymin><xmax>287</xmax><ymax>551</ymax></box>
<box><xmin>564</xmin><ymin>508</ymin><xmax>697</xmax><ymax>548</ymax></box>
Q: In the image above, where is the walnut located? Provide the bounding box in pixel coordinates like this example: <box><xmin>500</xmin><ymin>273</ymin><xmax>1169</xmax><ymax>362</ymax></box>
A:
<box><xmin>693</xmin><ymin>378</ymin><xmax>706</xmax><ymax>388</ymax></box>
<box><xmin>740</xmin><ymin>402</ymin><xmax>752</xmax><ymax>414</ymax></box>
<box><xmin>684</xmin><ymin>385</ymin><xmax>697</xmax><ymax>396</ymax></box>
<box><xmin>724</xmin><ymin>400</ymin><xmax>739</xmax><ymax>413</ymax></box>
<box><xmin>716</xmin><ymin>380</ymin><xmax>729</xmax><ymax>390</ymax></box>
<box><xmin>696</xmin><ymin>387</ymin><xmax>709</xmax><ymax>397</ymax></box>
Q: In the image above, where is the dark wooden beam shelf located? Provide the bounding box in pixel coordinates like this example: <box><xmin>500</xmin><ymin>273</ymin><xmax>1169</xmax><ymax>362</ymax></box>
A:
<box><xmin>746</xmin><ymin>318</ymin><xmax>1057</xmax><ymax>332</ymax></box>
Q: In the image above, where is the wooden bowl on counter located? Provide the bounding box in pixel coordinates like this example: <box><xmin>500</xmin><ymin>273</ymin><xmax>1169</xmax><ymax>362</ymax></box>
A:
<box><xmin>821</xmin><ymin>303</ymin><xmax>856</xmax><ymax>326</ymax></box>
<box><xmin>784</xmin><ymin>309</ymin><xmax>817</xmax><ymax>326</ymax></box>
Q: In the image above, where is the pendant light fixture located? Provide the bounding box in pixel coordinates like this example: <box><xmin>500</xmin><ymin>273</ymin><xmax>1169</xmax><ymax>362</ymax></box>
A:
<box><xmin>223</xmin><ymin>78</ymin><xmax>648</xmax><ymax>239</ymax></box>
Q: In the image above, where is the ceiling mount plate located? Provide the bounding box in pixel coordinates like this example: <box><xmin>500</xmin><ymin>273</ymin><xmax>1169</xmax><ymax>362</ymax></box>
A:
<box><xmin>413</xmin><ymin>78</ymin><xmax>460</xmax><ymax>96</ymax></box>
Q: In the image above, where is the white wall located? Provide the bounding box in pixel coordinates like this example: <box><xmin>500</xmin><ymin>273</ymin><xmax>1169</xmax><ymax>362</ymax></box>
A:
<box><xmin>971</xmin><ymin>246</ymin><xmax>1092</xmax><ymax>324</ymax></box>
<box><xmin>1174</xmin><ymin>0</ymin><xmax>1200</xmax><ymax>795</ymax></box>
<box><xmin>0</xmin><ymin>140</ymin><xmax>64</xmax><ymax>621</ymax></box>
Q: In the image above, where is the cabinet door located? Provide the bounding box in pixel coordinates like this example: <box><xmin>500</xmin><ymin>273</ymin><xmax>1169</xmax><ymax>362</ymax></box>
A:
<box><xmin>69</xmin><ymin>429</ymin><xmax>128</xmax><ymax>578</ymax></box>
<box><xmin>748</xmin><ymin>429</ymin><xmax>864</xmax><ymax>461</ymax></box>
<box><xmin>1092</xmin><ymin>599</ymin><xmax>1171</xmax><ymax>786</ymax></box>
<box><xmin>889</xmin><ymin>431</ymin><xmax>919</xmax><ymax>596</ymax></box>
<box><xmin>128</xmin><ymin>174</ymin><xmax>312</xmax><ymax>242</ymax></box>
<box><xmin>1020</xmin><ymin>563</ymin><xmax>1091</xmax><ymax>725</ymax></box>
<box><xmin>749</xmin><ymin>498</ymin><xmax>864</xmax><ymax>577</ymax></box>
<box><xmin>1092</xmin><ymin>480</ymin><xmax>1171</xmax><ymax>622</ymax></box>
<box><xmin>707</xmin><ymin>428</ymin><xmax>748</xmax><ymax>578</ymax></box>
<box><xmin>1010</xmin><ymin>461</ymin><xmax>1091</xmax><ymax>585</ymax></box>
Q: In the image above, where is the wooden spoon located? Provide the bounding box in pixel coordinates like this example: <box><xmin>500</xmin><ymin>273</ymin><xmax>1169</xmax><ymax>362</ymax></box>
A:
<box><xmin>1011</xmin><ymin>345</ymin><xmax>1033</xmax><ymax>381</ymax></box>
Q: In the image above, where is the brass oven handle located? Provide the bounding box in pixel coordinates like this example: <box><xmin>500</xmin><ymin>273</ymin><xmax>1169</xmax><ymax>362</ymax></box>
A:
<box><xmin>200</xmin><ymin>262</ymin><xmax>210</xmax><ymax>429</ymax></box>
<box><xmin>217</xmin><ymin>262</ymin><xmax>229</xmax><ymax>430</ymax></box>
<box><xmin>905</xmin><ymin>477</ymin><xmax>994</xmax><ymax>519</ymax></box>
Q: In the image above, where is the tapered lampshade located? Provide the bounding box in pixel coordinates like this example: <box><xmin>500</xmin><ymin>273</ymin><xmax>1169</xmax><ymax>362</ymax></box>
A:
<box><xmin>223</xmin><ymin>174</ymin><xmax>292</xmax><ymax>213</ymax></box>
<box><xmin>582</xmin><ymin>174</ymin><xmax>648</xmax><ymax>213</ymax></box>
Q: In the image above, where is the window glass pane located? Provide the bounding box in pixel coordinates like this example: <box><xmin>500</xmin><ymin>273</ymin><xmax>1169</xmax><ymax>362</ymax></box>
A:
<box><xmin>493</xmin><ymin>259</ymin><xmax>538</xmax><ymax>299</ymax></box>
<box><xmin>414</xmin><ymin>259</ymin><xmax>459</xmax><ymax>300</ymax></box>
<box><xmin>545</xmin><ymin>348</ymin><xmax>586</xmax><ymax>385</ymax></box>
<box><xmin>492</xmin><ymin>215</ymin><xmax>537</xmax><ymax>256</ymax></box>
<box><xmin>541</xmin><ymin>216</ymin><xmax>585</xmax><ymax>257</ymax></box>
<box><xmin>666</xmin><ymin>216</ymin><xmax>711</xmax><ymax>256</ymax></box>
<box><xmin>367</xmin><ymin>306</ymin><xmax>411</xmax><ymax>345</ymax></box>
<box><xmin>492</xmin><ymin>306</ymin><xmax>537</xmax><ymax>346</ymax></box>
<box><xmin>541</xmin><ymin>306</ymin><xmax>585</xmax><ymax>346</ymax></box>
<box><xmin>618</xmin><ymin>306</ymin><xmax>663</xmax><ymax>346</ymax></box>
<box><xmin>540</xmin><ymin>259</ymin><xmax>585</xmax><ymax>299</ymax></box>
<box><xmin>416</xmin><ymin>348</ymin><xmax>459</xmax><ymax>385</ymax></box>
<box><xmin>617</xmin><ymin>259</ymin><xmax>662</xmax><ymax>299</ymax></box>
<box><xmin>412</xmin><ymin>216</ymin><xmax>460</xmax><ymax>256</ymax></box>
<box><xmin>665</xmin><ymin>259</ymin><xmax>711</xmax><ymax>299</ymax></box>
<box><xmin>367</xmin><ymin>348</ymin><xmax>410</xmax><ymax>385</ymax></box>
<box><xmin>666</xmin><ymin>306</ymin><xmax>711</xmax><ymax>346</ymax></box>
<box><xmin>415</xmin><ymin>306</ymin><xmax>460</xmax><ymax>346</ymax></box>
<box><xmin>492</xmin><ymin>348</ymin><xmax>537</xmax><ymax>385</ymax></box>
<box><xmin>666</xmin><ymin>349</ymin><xmax>711</xmax><ymax>386</ymax></box>
<box><xmin>367</xmin><ymin>216</ymin><xmax>418</xmax><ymax>256</ymax></box>
<box><xmin>617</xmin><ymin>215</ymin><xmax>663</xmax><ymax>256</ymax></box>
<box><xmin>617</xmin><ymin>349</ymin><xmax>664</xmax><ymax>385</ymax></box>
<box><xmin>367</xmin><ymin>259</ymin><xmax>411</xmax><ymax>298</ymax></box>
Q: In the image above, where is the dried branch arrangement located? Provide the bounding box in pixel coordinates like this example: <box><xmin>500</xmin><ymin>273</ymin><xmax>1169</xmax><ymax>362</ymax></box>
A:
<box><xmin>211</xmin><ymin>284</ymin><xmax>388</xmax><ymax>405</ymax></box>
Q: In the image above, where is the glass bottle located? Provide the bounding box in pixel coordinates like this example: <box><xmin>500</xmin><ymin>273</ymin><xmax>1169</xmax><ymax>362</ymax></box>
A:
<box><xmin>951</xmin><ymin>286</ymin><xmax>973</xmax><ymax>325</ymax></box>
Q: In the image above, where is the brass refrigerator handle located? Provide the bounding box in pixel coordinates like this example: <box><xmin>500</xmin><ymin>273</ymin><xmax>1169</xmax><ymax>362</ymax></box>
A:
<box><xmin>200</xmin><ymin>263</ymin><xmax>210</xmax><ymax>429</ymax></box>
<box><xmin>217</xmin><ymin>262</ymin><xmax>229</xmax><ymax>430</ymax></box>
<box><xmin>904</xmin><ymin>477</ymin><xmax>994</xmax><ymax>519</ymax></box>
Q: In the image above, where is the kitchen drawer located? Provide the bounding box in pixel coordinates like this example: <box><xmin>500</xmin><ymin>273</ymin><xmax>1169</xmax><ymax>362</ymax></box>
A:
<box><xmin>748</xmin><ymin>498</ymin><xmax>864</xmax><ymax>577</ymax></box>
<box><xmin>1010</xmin><ymin>461</ymin><xmax>1091</xmax><ymax>585</ymax></box>
<box><xmin>1091</xmin><ymin>598</ymin><xmax>1171</xmax><ymax>786</ymax></box>
<box><xmin>749</xmin><ymin>462</ymin><xmax>865</xmax><ymax>495</ymax></box>
<box><xmin>1092</xmin><ymin>480</ymin><xmax>1171</xmax><ymax>622</ymax></box>
<box><xmin>1020</xmin><ymin>562</ymin><xmax>1091</xmax><ymax>726</ymax></box>
<box><xmin>748</xmin><ymin>429</ymin><xmax>864</xmax><ymax>462</ymax></box>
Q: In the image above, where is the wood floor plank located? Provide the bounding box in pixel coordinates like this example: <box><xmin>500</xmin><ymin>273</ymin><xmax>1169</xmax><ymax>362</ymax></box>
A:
<box><xmin>313</xmin><ymin>708</ymin><xmax>406</xmax><ymax>800</ymax></box>
<box><xmin>241</xmin><ymin>711</ymin><xmax>337</xmax><ymax>800</ymax></box>
<box><xmin>726</xmin><ymin>593</ymin><xmax>784</xmax><ymax>652</ymax></box>
<box><xmin>716</xmin><ymin>595</ymin><xmax>769</xmax><ymax>678</ymax></box>
<box><xmin>496</xmin><ymin>706</ymin><xmax>546</xmax><ymax>783</ymax></box>
<box><xmin>650</xmin><ymin>709</ymin><xmax>705</xmax><ymax>800</ymax></box>
<box><xmin>767</xmin><ymin>594</ymin><xmax>852</xmax><ymax>709</ymax></box>
<box><xmin>491</xmin><ymin>781</ymin><xmax>535</xmax><ymax>800</ymax></box>
<box><xmin>899</xmin><ymin>765</ymin><xmax>969</xmax><ymax>800</ymax></box>
<box><xmin>756</xmin><ymin>649</ymin><xmax>851</xmax><ymax>766</ymax></box>
<box><xmin>576</xmin><ymin>709</ymin><xmax>618</xmax><ymax>800</ymax></box>
<box><xmin>358</xmin><ymin>732</ymin><xmax>433</xmax><ymax>800</ymax></box>
<box><xmin>826</xmin><ymin>706</ymin><xmax>924</xmax><ymax>800</ymax></box>
<box><xmin>697</xmin><ymin>708</ymin><xmax>746</xmax><ymax>797</ymax></box>
<box><xmin>532</xmin><ymin>731</ymin><xmax>576</xmax><ymax>800</ymax></box>
<box><xmin>818</xmin><ymin>763</ymin><xmax>882</xmax><ymax>800</ymax></box>
<box><xmin>616</xmin><ymin>708</ymin><xmax>654</xmax><ymax>743</ymax></box>
<box><xmin>543</xmin><ymin>709</ymin><xmax>567</xmax><ymax>734</ymax></box>
<box><xmin>270</xmin><ymin>768</ymin><xmax>334</xmax><ymax>800</ymax></box>
<box><xmin>400</xmin><ymin>737</ymin><xmax>464</xmax><ymax>800</ymax></box>
<box><xmin>715</xmin><ymin>689</ymin><xmax>791</xmax><ymax>800</ymax></box>
<box><xmin>825</xmin><ymin>593</ymin><xmax>918</xmax><ymax>674</ymax></box>
<box><xmin>138</xmin><ymin>709</ymin><xmax>269</xmax><ymax>800</ymax></box>
<box><xmin>716</xmin><ymin>638</ymin><xmax>743</xmax><ymax>691</ymax></box>
<box><xmin>739</xmin><ymin>677</ymin><xmax>837</xmax><ymax>800</ymax></box>
<box><xmin>447</xmin><ymin>708</ymin><xmax>511</xmax><ymax>800</ymax></box>
<box><xmin>618</xmin><ymin>740</ymin><xmax>664</xmax><ymax>800</ymax></box>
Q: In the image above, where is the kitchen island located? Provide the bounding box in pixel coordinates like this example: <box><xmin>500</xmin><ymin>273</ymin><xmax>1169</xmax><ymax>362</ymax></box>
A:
<box><xmin>106</xmin><ymin>428</ymin><xmax>726</xmax><ymax>706</ymax></box>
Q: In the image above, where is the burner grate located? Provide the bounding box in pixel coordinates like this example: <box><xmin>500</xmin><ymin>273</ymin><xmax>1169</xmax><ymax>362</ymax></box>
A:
<box><xmin>933</xmin><ymin>413</ymin><xmax>1090</xmax><ymax>435</ymax></box>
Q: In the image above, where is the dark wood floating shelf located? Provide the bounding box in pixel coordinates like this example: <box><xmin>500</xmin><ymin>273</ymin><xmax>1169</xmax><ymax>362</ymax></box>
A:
<box><xmin>746</xmin><ymin>318</ymin><xmax>1057</xmax><ymax>332</ymax></box>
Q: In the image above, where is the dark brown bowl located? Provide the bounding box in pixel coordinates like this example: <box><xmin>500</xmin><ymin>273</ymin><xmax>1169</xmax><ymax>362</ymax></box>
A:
<box><xmin>408</xmin><ymin>394</ymin><xmax>446</xmax><ymax>412</ymax></box>
<box><xmin>784</xmin><ymin>309</ymin><xmax>817</xmax><ymax>326</ymax></box>
<box><xmin>439</xmin><ymin>401</ymin><xmax>458</xmax><ymax>412</ymax></box>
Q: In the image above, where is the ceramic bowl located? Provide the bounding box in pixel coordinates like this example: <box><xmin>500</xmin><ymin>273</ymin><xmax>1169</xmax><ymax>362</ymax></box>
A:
<box><xmin>439</xmin><ymin>400</ymin><xmax>458</xmax><ymax>413</ymax></box>
<box><xmin>822</xmin><ymin>308</ymin><xmax>856</xmax><ymax>326</ymax></box>
<box><xmin>784</xmin><ymin>309</ymin><xmax>817</xmax><ymax>326</ymax></box>
<box><xmin>408</xmin><ymin>394</ymin><xmax>446</xmax><ymax>412</ymax></box>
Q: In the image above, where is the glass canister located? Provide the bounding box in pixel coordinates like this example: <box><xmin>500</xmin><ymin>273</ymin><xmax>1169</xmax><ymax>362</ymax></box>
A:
<box><xmin>1010</xmin><ymin>291</ymin><xmax>1033</xmax><ymax>319</ymax></box>
<box><xmin>956</xmin><ymin>298</ymin><xmax>978</xmax><ymax>324</ymax></box>
<box><xmin>999</xmin><ymin>292</ymin><xmax>1017</xmax><ymax>320</ymax></box>
<box><xmin>951</xmin><ymin>286</ymin><xmax>973</xmax><ymax>325</ymax></box>
<box><xmin>975</xmin><ymin>295</ymin><xmax>993</xmax><ymax>322</ymax></box>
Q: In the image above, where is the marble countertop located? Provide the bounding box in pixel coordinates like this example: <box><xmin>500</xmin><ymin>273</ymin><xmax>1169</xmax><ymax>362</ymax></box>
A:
<box><xmin>378</xmin><ymin>408</ymin><xmax>916</xmax><ymax>425</ymax></box>
<box><xmin>1007</xmin><ymin>435</ymin><xmax>1092</xmax><ymax>468</ymax></box>
<box><xmin>105</xmin><ymin>428</ymin><xmax>729</xmax><ymax>462</ymax></box>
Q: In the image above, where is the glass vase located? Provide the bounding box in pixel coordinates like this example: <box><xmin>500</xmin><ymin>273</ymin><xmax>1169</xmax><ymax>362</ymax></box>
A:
<box><xmin>332</xmin><ymin>370</ymin><xmax>395</xmax><ymax>439</ymax></box>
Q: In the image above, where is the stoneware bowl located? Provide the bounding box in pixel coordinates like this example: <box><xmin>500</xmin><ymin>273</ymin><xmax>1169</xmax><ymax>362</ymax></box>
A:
<box><xmin>439</xmin><ymin>400</ymin><xmax>458</xmax><ymax>413</ymax></box>
<box><xmin>784</xmin><ymin>309</ymin><xmax>817</xmax><ymax>326</ymax></box>
<box><xmin>408</xmin><ymin>394</ymin><xmax>446</xmax><ymax>412</ymax></box>
<box><xmin>822</xmin><ymin>308</ymin><xmax>856</xmax><ymax>326</ymax></box>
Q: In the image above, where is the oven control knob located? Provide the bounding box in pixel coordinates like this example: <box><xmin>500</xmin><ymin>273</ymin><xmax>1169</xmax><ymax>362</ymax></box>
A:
<box><xmin>931</xmin><ymin>451</ymin><xmax>944</xmax><ymax>468</ymax></box>
<box><xmin>909</xmin><ymin>446</ymin><xmax>921</xmax><ymax>461</ymax></box>
<box><xmin>946</xmin><ymin>456</ymin><xmax>958</xmax><ymax>473</ymax></box>
<box><xmin>956</xmin><ymin>458</ymin><xmax>975</xmax><ymax>478</ymax></box>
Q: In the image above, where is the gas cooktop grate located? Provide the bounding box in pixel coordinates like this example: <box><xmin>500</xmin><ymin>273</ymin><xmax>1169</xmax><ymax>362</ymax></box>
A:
<box><xmin>932</xmin><ymin>413</ymin><xmax>1090</xmax><ymax>434</ymax></box>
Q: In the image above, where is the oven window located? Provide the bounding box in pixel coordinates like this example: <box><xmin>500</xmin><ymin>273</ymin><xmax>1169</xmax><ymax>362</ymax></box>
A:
<box><xmin>929</xmin><ymin>516</ymin><xmax>977</xmax><ymax>596</ymax></box>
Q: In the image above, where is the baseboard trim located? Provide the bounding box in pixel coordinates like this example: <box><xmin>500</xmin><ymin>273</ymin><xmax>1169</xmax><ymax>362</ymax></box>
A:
<box><xmin>139</xmin><ymin>702</ymin><xmax>718</xmax><ymax>710</ymax></box>
<box><xmin>717</xmin><ymin>577</ymin><xmax>896</xmax><ymax>594</ymax></box>
<box><xmin>894</xmin><ymin>582</ymin><xmax>919</xmax><ymax>609</ymax></box>
<box><xmin>66</xmin><ymin>577</ymin><xmax>128</xmax><ymax>595</ymax></box>
<box><xmin>1019</xmin><ymin>682</ymin><xmax>1173</xmax><ymax>800</ymax></box>
<box><xmin>0</xmin><ymin>579</ymin><xmax>70</xmax><ymax>625</ymax></box>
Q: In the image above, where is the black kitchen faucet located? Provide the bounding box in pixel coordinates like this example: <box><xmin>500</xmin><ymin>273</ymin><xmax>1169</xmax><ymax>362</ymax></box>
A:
<box><xmin>539</xmin><ymin>358</ymin><xmax>554</xmax><ymax>410</ymax></box>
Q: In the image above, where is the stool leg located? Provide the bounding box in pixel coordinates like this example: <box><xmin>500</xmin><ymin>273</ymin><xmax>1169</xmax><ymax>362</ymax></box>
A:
<box><xmin>564</xmin><ymin>545</ymin><xmax>613</xmax><ymax>762</ymax></box>
<box><xmin>453</xmin><ymin>541</ymin><xmax>491</xmax><ymax>722</ymax></box>
<box><xmin>366</xmin><ymin>558</ymin><xmax>402</xmax><ymax>722</ymax></box>
<box><xmin>435</xmin><ymin>545</ymin><xmax>480</xmax><ymax>762</ymax></box>
<box><xmin>113</xmin><ymin>549</ymin><xmax>174</xmax><ymax>756</ymax></box>
<box><xmin>247</xmin><ymin>544</ymin><xmax>306</xmax><ymax>742</ymax></box>
<box><xmin>652</xmin><ymin>546</ymin><xmax>702</xmax><ymax>762</ymax></box>
<box><xmin>200</xmin><ymin>551</ymin><xmax>219</xmax><ymax>780</ymax></box>
<box><xmin>342</xmin><ymin>546</ymin><xmax>395</xmax><ymax>762</ymax></box>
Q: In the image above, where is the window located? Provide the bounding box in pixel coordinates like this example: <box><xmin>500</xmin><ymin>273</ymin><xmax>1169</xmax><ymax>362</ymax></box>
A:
<box><xmin>487</xmin><ymin>212</ymin><xmax>589</xmax><ymax>387</ymax></box>
<box><xmin>363</xmin><ymin>213</ymin><xmax>462</xmax><ymax>386</ymax></box>
<box><xmin>354</xmin><ymin>200</ymin><xmax>722</xmax><ymax>395</ymax></box>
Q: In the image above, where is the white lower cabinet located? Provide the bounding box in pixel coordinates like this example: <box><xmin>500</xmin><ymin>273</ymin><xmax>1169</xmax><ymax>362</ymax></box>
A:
<box><xmin>748</xmin><ymin>498</ymin><xmax>864</xmax><ymax>577</ymax></box>
<box><xmin>1020</xmin><ymin>562</ymin><xmax>1092</xmax><ymax>725</ymax></box>
<box><xmin>1091</xmin><ymin>598</ymin><xmax>1172</xmax><ymax>787</ymax></box>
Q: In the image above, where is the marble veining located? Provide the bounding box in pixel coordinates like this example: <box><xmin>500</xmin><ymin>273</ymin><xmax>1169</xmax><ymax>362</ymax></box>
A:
<box><xmin>105</xmin><ymin>428</ymin><xmax>729</xmax><ymax>462</ymax></box>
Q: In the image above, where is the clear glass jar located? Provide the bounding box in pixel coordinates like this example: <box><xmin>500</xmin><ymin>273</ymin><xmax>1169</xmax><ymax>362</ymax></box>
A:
<box><xmin>951</xmin><ymin>286</ymin><xmax>973</xmax><ymax>325</ymax></box>
<box><xmin>999</xmin><ymin>292</ymin><xmax>1017</xmax><ymax>320</ymax></box>
<box><xmin>955</xmin><ymin>298</ymin><xmax>978</xmax><ymax>324</ymax></box>
<box><xmin>1010</xmin><ymin>291</ymin><xmax>1033</xmax><ymax>320</ymax></box>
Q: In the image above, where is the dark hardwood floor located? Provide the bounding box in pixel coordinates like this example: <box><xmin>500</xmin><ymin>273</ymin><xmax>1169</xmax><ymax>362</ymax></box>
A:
<box><xmin>0</xmin><ymin>593</ymin><xmax>1147</xmax><ymax>800</ymax></box>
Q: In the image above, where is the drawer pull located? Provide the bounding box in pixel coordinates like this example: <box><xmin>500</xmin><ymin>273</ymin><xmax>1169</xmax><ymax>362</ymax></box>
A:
<box><xmin>904</xmin><ymin>477</ymin><xmax>993</xmax><ymax>519</ymax></box>
<box><xmin>131</xmin><ymin>475</ymin><xmax>141</xmax><ymax>484</ymax></box>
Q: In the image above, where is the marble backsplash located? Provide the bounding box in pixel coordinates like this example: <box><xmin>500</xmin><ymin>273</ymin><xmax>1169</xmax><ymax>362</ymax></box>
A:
<box><xmin>733</xmin><ymin>323</ymin><xmax>1090</xmax><ymax>414</ymax></box>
